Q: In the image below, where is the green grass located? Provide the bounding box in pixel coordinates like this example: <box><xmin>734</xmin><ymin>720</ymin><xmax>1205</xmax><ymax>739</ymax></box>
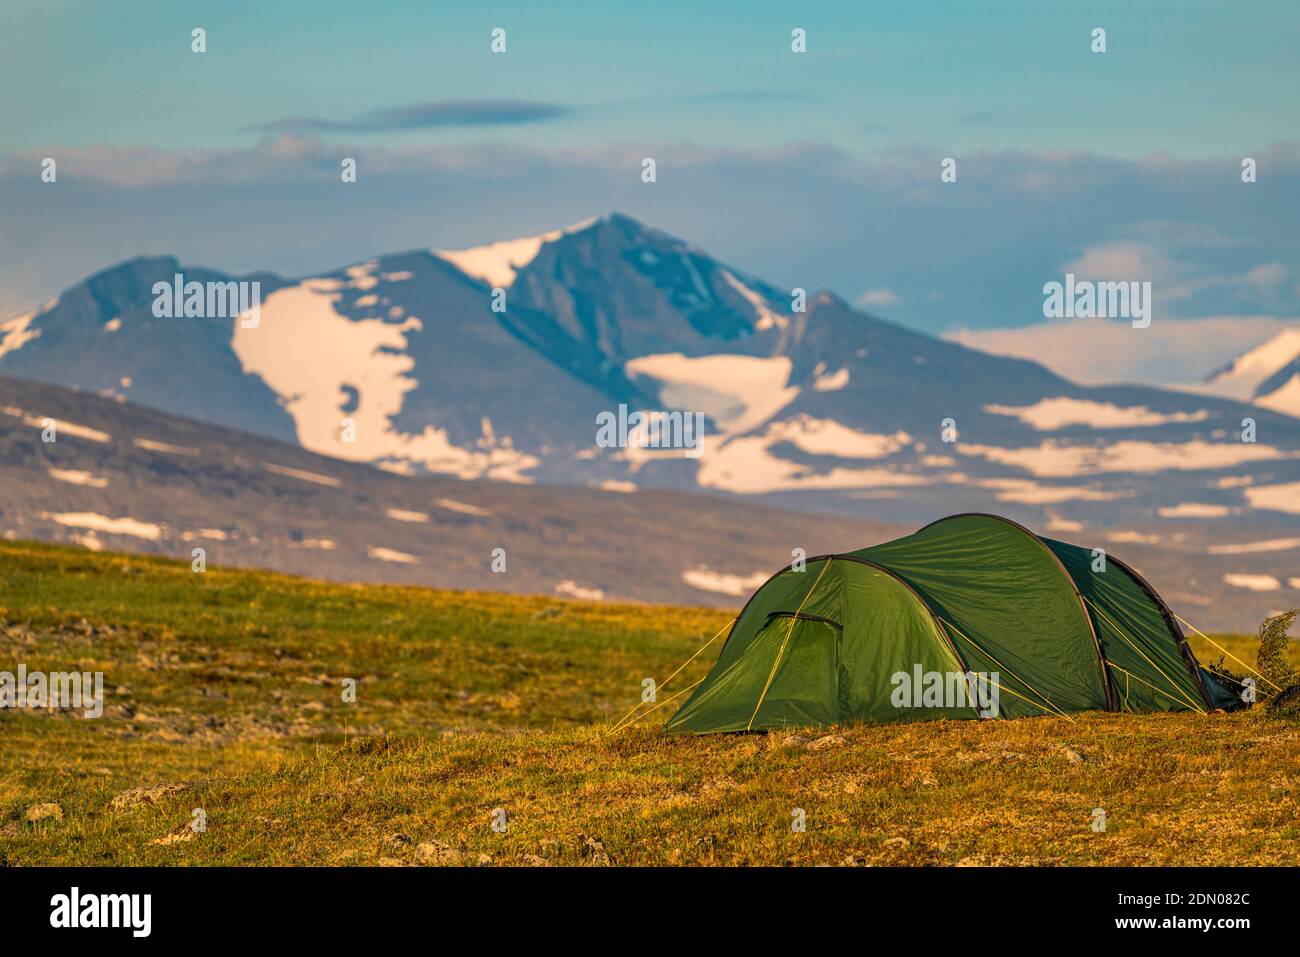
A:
<box><xmin>2</xmin><ymin>540</ymin><xmax>1297</xmax><ymax>866</ymax></box>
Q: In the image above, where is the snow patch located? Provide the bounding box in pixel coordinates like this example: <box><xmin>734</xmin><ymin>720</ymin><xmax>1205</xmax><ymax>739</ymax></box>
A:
<box><xmin>435</xmin><ymin>218</ymin><xmax>596</xmax><ymax>288</ymax></box>
<box><xmin>1157</xmin><ymin>503</ymin><xmax>1230</xmax><ymax>518</ymax></box>
<box><xmin>958</xmin><ymin>439</ymin><xmax>1292</xmax><ymax>477</ymax></box>
<box><xmin>43</xmin><ymin>511</ymin><xmax>161</xmax><ymax>541</ymax></box>
<box><xmin>368</xmin><ymin>546</ymin><xmax>419</xmax><ymax>564</ymax></box>
<box><xmin>1244</xmin><ymin>481</ymin><xmax>1300</xmax><ymax>514</ymax></box>
<box><xmin>720</xmin><ymin>270</ymin><xmax>786</xmax><ymax>330</ymax></box>
<box><xmin>386</xmin><ymin>508</ymin><xmax>429</xmax><ymax>523</ymax></box>
<box><xmin>1208</xmin><ymin>537</ymin><xmax>1300</xmax><ymax>555</ymax></box>
<box><xmin>598</xmin><ymin>479</ymin><xmax>637</xmax><ymax>493</ymax></box>
<box><xmin>682</xmin><ymin>567</ymin><xmax>769</xmax><ymax>597</ymax></box>
<box><xmin>0</xmin><ymin>312</ymin><xmax>40</xmax><ymax>358</ymax></box>
<box><xmin>290</xmin><ymin>538</ymin><xmax>336</xmax><ymax>551</ymax></box>
<box><xmin>435</xmin><ymin>498</ymin><xmax>492</xmax><ymax>517</ymax></box>
<box><xmin>2</xmin><ymin>406</ymin><xmax>110</xmax><ymax>443</ymax></box>
<box><xmin>48</xmin><ymin>468</ymin><xmax>108</xmax><ymax>489</ymax></box>
<box><xmin>1223</xmin><ymin>573</ymin><xmax>1280</xmax><ymax>592</ymax></box>
<box><xmin>1257</xmin><ymin>372</ymin><xmax>1300</xmax><ymax>419</ymax></box>
<box><xmin>264</xmin><ymin>463</ymin><xmax>342</xmax><ymax>488</ymax></box>
<box><xmin>234</xmin><ymin>281</ymin><xmax>538</xmax><ymax>482</ymax></box>
<box><xmin>666</xmin><ymin>407</ymin><xmax>923</xmax><ymax>495</ymax></box>
<box><xmin>697</xmin><ymin>438</ymin><xmax>928</xmax><ymax>494</ymax></box>
<box><xmin>133</xmin><ymin>437</ymin><xmax>198</xmax><ymax>456</ymax></box>
<box><xmin>812</xmin><ymin>367</ymin><xmax>850</xmax><ymax>392</ymax></box>
<box><xmin>625</xmin><ymin>353</ymin><xmax>798</xmax><ymax>434</ymax></box>
<box><xmin>555</xmin><ymin>580</ymin><xmax>604</xmax><ymax>601</ymax></box>
<box><xmin>70</xmin><ymin>532</ymin><xmax>104</xmax><ymax>552</ymax></box>
<box><xmin>977</xmin><ymin>478</ymin><xmax>1124</xmax><ymax>504</ymax></box>
<box><xmin>344</xmin><ymin>262</ymin><xmax>380</xmax><ymax>291</ymax></box>
<box><xmin>763</xmin><ymin>415</ymin><xmax>910</xmax><ymax>459</ymax></box>
<box><xmin>984</xmin><ymin>397</ymin><xmax>1209</xmax><ymax>430</ymax></box>
<box><xmin>1107</xmin><ymin>530</ymin><xmax>1161</xmax><ymax>544</ymax></box>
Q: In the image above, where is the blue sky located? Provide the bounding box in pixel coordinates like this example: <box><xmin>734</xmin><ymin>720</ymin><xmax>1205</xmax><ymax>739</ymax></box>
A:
<box><xmin>5</xmin><ymin>1</ymin><xmax>1296</xmax><ymax>156</ymax></box>
<box><xmin>2</xmin><ymin>0</ymin><xmax>1298</xmax><ymax>379</ymax></box>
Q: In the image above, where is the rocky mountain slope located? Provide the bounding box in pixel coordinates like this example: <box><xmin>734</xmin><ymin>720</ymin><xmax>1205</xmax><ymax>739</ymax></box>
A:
<box><xmin>2</xmin><ymin>375</ymin><xmax>1296</xmax><ymax>629</ymax></box>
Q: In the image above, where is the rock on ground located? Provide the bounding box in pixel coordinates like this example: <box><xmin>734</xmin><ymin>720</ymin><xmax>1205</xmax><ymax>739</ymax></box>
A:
<box><xmin>25</xmin><ymin>803</ymin><xmax>63</xmax><ymax>823</ymax></box>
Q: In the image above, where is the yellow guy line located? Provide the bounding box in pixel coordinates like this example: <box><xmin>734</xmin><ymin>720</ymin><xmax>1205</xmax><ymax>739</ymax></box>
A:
<box><xmin>1083</xmin><ymin>598</ymin><xmax>1205</xmax><ymax>713</ymax></box>
<box><xmin>955</xmin><ymin>670</ymin><xmax>1072</xmax><ymax>720</ymax></box>
<box><xmin>611</xmin><ymin>676</ymin><xmax>707</xmax><ymax>732</ymax></box>
<box><xmin>1084</xmin><ymin>597</ymin><xmax>1202</xmax><ymax>710</ymax></box>
<box><xmin>746</xmin><ymin>559</ymin><xmax>831</xmax><ymax>731</ymax></box>
<box><xmin>607</xmin><ymin>617</ymin><xmax>735</xmax><ymax>734</ymax></box>
<box><xmin>936</xmin><ymin>615</ymin><xmax>1075</xmax><ymax>722</ymax></box>
<box><xmin>1106</xmin><ymin>662</ymin><xmax>1206</xmax><ymax>713</ymax></box>
<box><xmin>1174</xmin><ymin>613</ymin><xmax>1285</xmax><ymax>694</ymax></box>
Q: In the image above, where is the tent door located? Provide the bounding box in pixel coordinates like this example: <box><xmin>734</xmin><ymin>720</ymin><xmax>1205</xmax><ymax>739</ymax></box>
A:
<box><xmin>749</xmin><ymin>612</ymin><xmax>842</xmax><ymax>728</ymax></box>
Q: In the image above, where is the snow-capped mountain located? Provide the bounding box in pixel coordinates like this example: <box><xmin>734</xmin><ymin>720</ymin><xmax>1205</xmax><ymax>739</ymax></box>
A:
<box><xmin>4</xmin><ymin>213</ymin><xmax>1300</xmax><ymax>531</ymax></box>
<box><xmin>1203</xmin><ymin>326</ymin><xmax>1300</xmax><ymax>419</ymax></box>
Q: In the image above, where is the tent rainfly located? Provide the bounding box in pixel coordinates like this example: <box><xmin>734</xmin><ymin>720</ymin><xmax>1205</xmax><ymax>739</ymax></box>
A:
<box><xmin>665</xmin><ymin>513</ymin><xmax>1240</xmax><ymax>733</ymax></box>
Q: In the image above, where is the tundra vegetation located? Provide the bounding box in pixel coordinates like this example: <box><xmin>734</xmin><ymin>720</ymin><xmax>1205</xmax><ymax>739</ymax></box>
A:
<box><xmin>1</xmin><ymin>540</ymin><xmax>1296</xmax><ymax>866</ymax></box>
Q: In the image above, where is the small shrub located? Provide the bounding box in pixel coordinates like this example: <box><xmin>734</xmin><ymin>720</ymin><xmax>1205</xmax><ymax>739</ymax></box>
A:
<box><xmin>1256</xmin><ymin>609</ymin><xmax>1298</xmax><ymax>703</ymax></box>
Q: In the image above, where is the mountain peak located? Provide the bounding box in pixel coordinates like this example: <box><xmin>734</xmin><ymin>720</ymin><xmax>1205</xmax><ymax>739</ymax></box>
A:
<box><xmin>432</xmin><ymin>217</ymin><xmax>600</xmax><ymax>288</ymax></box>
<box><xmin>1204</xmin><ymin>325</ymin><xmax>1300</xmax><ymax>417</ymax></box>
<box><xmin>91</xmin><ymin>254</ymin><xmax>184</xmax><ymax>283</ymax></box>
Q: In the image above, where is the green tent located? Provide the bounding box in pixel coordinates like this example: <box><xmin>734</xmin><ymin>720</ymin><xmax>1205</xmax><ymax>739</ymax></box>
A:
<box><xmin>666</xmin><ymin>513</ymin><xmax>1240</xmax><ymax>733</ymax></box>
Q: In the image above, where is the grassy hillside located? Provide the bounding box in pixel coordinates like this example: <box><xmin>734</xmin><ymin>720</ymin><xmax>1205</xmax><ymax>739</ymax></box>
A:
<box><xmin>2</xmin><ymin>540</ymin><xmax>1297</xmax><ymax>866</ymax></box>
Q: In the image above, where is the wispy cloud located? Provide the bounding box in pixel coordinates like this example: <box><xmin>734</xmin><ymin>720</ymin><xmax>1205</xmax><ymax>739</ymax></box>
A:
<box><xmin>249</xmin><ymin>91</ymin><xmax>805</xmax><ymax>136</ymax></box>
<box><xmin>249</xmin><ymin>100</ymin><xmax>570</xmax><ymax>134</ymax></box>
<box><xmin>3</xmin><ymin>138</ymin><xmax>1299</xmax><ymax>340</ymax></box>
<box><xmin>673</xmin><ymin>90</ymin><xmax>809</xmax><ymax>105</ymax></box>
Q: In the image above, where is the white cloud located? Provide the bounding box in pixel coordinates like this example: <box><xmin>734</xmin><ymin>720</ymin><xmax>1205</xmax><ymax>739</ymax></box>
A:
<box><xmin>5</xmin><ymin>138</ymin><xmax>1300</xmax><ymax>342</ymax></box>
<box><xmin>857</xmin><ymin>288</ymin><xmax>900</xmax><ymax>308</ymax></box>
<box><xmin>947</xmin><ymin>315</ymin><xmax>1293</xmax><ymax>386</ymax></box>
<box><xmin>1240</xmin><ymin>262</ymin><xmax>1287</xmax><ymax>293</ymax></box>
